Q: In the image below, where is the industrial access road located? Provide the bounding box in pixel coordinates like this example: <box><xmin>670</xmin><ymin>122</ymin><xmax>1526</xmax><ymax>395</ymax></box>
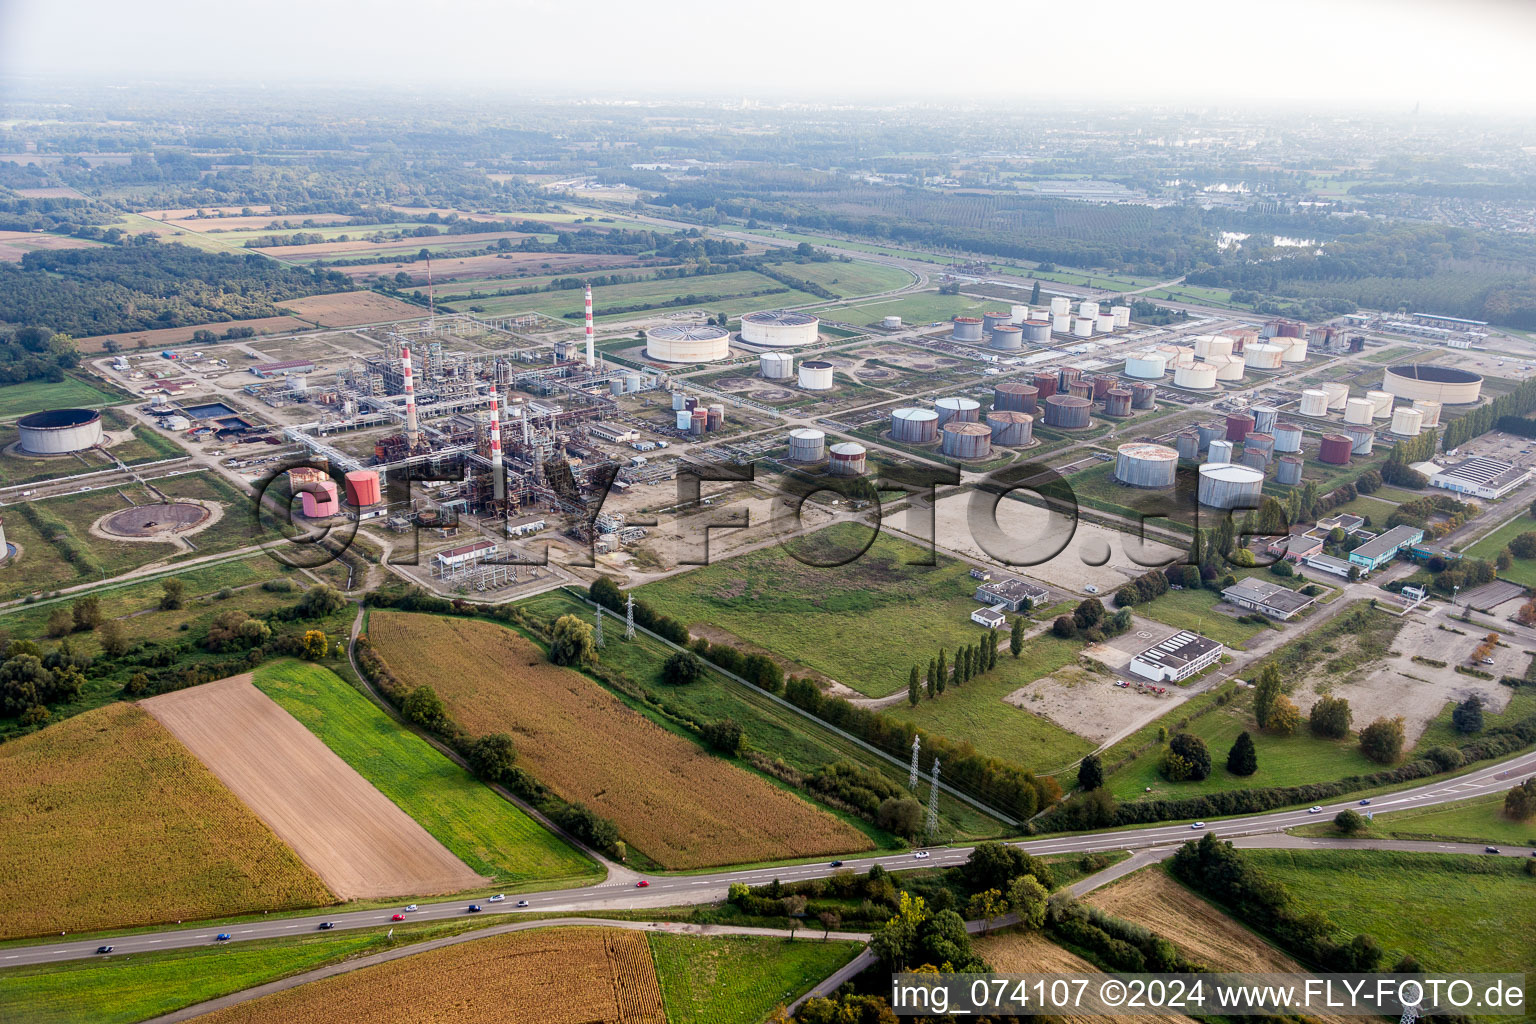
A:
<box><xmin>6</xmin><ymin>748</ymin><xmax>1532</xmax><ymax>969</ymax></box>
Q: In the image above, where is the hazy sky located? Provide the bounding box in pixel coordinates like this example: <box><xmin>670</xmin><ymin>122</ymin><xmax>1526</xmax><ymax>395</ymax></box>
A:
<box><xmin>3</xmin><ymin>0</ymin><xmax>1534</xmax><ymax>111</ymax></box>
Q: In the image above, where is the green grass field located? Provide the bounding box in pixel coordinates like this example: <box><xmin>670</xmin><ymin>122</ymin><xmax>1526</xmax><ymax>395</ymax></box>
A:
<box><xmin>251</xmin><ymin>661</ymin><xmax>598</xmax><ymax>889</ymax></box>
<box><xmin>636</xmin><ymin>523</ymin><xmax>1020</xmax><ymax>697</ymax></box>
<box><xmin>0</xmin><ymin>919</ymin><xmax>491</xmax><ymax>1024</ymax></box>
<box><xmin>517</xmin><ymin>590</ymin><xmax>1008</xmax><ymax>839</ymax></box>
<box><xmin>1464</xmin><ymin>512</ymin><xmax>1536</xmax><ymax>585</ymax></box>
<box><xmin>772</xmin><ymin>259</ymin><xmax>913</xmax><ymax>297</ymax></box>
<box><xmin>446</xmin><ymin>269</ymin><xmax>820</xmax><ymax>322</ymax></box>
<box><xmin>813</xmin><ymin>291</ymin><xmax>996</xmax><ymax>327</ymax></box>
<box><xmin>1104</xmin><ymin>685</ymin><xmax>1382</xmax><ymax>801</ymax></box>
<box><xmin>0</xmin><ymin>377</ymin><xmax>124</xmax><ymax>420</ymax></box>
<box><xmin>1322</xmin><ymin>493</ymin><xmax>1402</xmax><ymax>524</ymax></box>
<box><xmin>1134</xmin><ymin>585</ymin><xmax>1270</xmax><ymax>649</ymax></box>
<box><xmin>1246</xmin><ymin>850</ymin><xmax>1535</xmax><ymax>978</ymax></box>
<box><xmin>648</xmin><ymin>933</ymin><xmax>862</xmax><ymax>1024</ymax></box>
<box><xmin>1332</xmin><ymin>790</ymin><xmax>1536</xmax><ymax>846</ymax></box>
<box><xmin>886</xmin><ymin>634</ymin><xmax>1096</xmax><ymax>775</ymax></box>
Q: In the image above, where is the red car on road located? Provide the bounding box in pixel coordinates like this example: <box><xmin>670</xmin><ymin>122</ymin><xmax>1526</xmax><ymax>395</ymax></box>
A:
<box><xmin>635</xmin><ymin>880</ymin><xmax>649</xmax><ymax>888</ymax></box>
<box><xmin>391</xmin><ymin>914</ymin><xmax>405</xmax><ymax>921</ymax></box>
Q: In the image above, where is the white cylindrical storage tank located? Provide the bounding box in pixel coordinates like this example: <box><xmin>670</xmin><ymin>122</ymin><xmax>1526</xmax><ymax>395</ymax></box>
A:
<box><xmin>1072</xmin><ymin>317</ymin><xmax>1094</xmax><ymax>338</ymax></box>
<box><xmin>1367</xmin><ymin>390</ymin><xmax>1394</xmax><ymax>418</ymax></box>
<box><xmin>741</xmin><ymin>310</ymin><xmax>819</xmax><ymax>347</ymax></box>
<box><xmin>986</xmin><ymin>410</ymin><xmax>1034</xmax><ymax>446</ymax></box>
<box><xmin>1344</xmin><ymin>398</ymin><xmax>1375</xmax><ymax>425</ymax></box>
<box><xmin>1156</xmin><ymin>343</ymin><xmax>1195</xmax><ymax>363</ymax></box>
<box><xmin>1124</xmin><ymin>350</ymin><xmax>1167</xmax><ymax>379</ymax></box>
<box><xmin>882</xmin><ymin>315</ymin><xmax>902</xmax><ymax>329</ymax></box>
<box><xmin>1173</xmin><ymin>359</ymin><xmax>1217</xmax><ymax>390</ymax></box>
<box><xmin>1299</xmin><ymin>389</ymin><xmax>1329</xmax><ymax>417</ymax></box>
<box><xmin>675</xmin><ymin>409</ymin><xmax>693</xmax><ymax>430</ymax></box>
<box><xmin>645</xmin><ymin>324</ymin><xmax>732</xmax><ymax>363</ymax></box>
<box><xmin>1052</xmin><ymin>313</ymin><xmax>1072</xmax><ymax>334</ymax></box>
<box><xmin>1192</xmin><ymin>334</ymin><xmax>1218</xmax><ymax>359</ymax></box>
<box><xmin>1114</xmin><ymin>443</ymin><xmax>1179</xmax><ymax>488</ymax></box>
<box><xmin>1391</xmin><ymin>407</ymin><xmax>1424</xmax><ymax>437</ymax></box>
<box><xmin>1024</xmin><ymin>319</ymin><xmax>1052</xmax><ymax>344</ymax></box>
<box><xmin>1176</xmin><ymin>430</ymin><xmax>1199</xmax><ymax>460</ymax></box>
<box><xmin>1198</xmin><ymin>462</ymin><xmax>1265</xmax><ymax>510</ymax></box>
<box><xmin>1078</xmin><ymin>300</ymin><xmax>1100</xmax><ymax>319</ymax></box>
<box><xmin>760</xmin><ymin>351</ymin><xmax>795</xmax><ymax>380</ymax></box>
<box><xmin>672</xmin><ymin>391</ymin><xmax>687</xmax><ymax>411</ymax></box>
<box><xmin>1207</xmin><ymin>438</ymin><xmax>1233</xmax><ymax>465</ymax></box>
<box><xmin>1321</xmin><ymin>382</ymin><xmax>1350</xmax><ymax>410</ymax></box>
<box><xmin>1344</xmin><ymin>423</ymin><xmax>1375</xmax><ymax>455</ymax></box>
<box><xmin>1049</xmin><ymin>295</ymin><xmax>1072</xmax><ymax>317</ymax></box>
<box><xmin>1414</xmin><ymin>400</ymin><xmax>1442</xmax><ymax>427</ymax></box>
<box><xmin>1095</xmin><ymin>312</ymin><xmax>1116</xmax><ymax>334</ymax></box>
<box><xmin>610</xmin><ymin>378</ymin><xmax>627</xmax><ymax>397</ymax></box>
<box><xmin>1243</xmin><ymin>343</ymin><xmax>1284</xmax><ymax>370</ymax></box>
<box><xmin>799</xmin><ymin>360</ymin><xmax>835</xmax><ymax>390</ymax></box>
<box><xmin>16</xmin><ymin>409</ymin><xmax>104</xmax><ymax>454</ymax></box>
<box><xmin>1281</xmin><ymin>336</ymin><xmax>1308</xmax><ymax>362</ymax></box>
<box><xmin>1276</xmin><ymin>456</ymin><xmax>1303</xmax><ymax>486</ymax></box>
<box><xmin>941</xmin><ymin>421</ymin><xmax>992</xmax><ymax>460</ymax></box>
<box><xmin>934</xmin><ymin>396</ymin><xmax>981</xmax><ymax>426</ymax></box>
<box><xmin>1206</xmin><ymin>335</ymin><xmax>1236</xmax><ymax>359</ymax></box>
<box><xmin>989</xmin><ymin>324</ymin><xmax>1024</xmax><ymax>350</ymax></box>
<box><xmin>1196</xmin><ymin>421</ymin><xmax>1224</xmax><ymax>451</ymax></box>
<box><xmin>952</xmin><ymin>316</ymin><xmax>984</xmax><ymax>342</ymax></box>
<box><xmin>1251</xmin><ymin>405</ymin><xmax>1278</xmax><ymax>434</ymax></box>
<box><xmin>1273</xmin><ymin>421</ymin><xmax>1304</xmax><ymax>453</ymax></box>
<box><xmin>1111</xmin><ymin>305</ymin><xmax>1131</xmax><ymax>328</ymax></box>
<box><xmin>891</xmin><ymin>407</ymin><xmax>939</xmax><ymax>443</ymax></box>
<box><xmin>1210</xmin><ymin>354</ymin><xmax>1245</xmax><ymax>381</ymax></box>
<box><xmin>788</xmin><ymin>428</ymin><xmax>826</xmax><ymax>462</ymax></box>
<box><xmin>828</xmin><ymin>441</ymin><xmax>868</xmax><ymax>476</ymax></box>
<box><xmin>1010</xmin><ymin>304</ymin><xmax>1032</xmax><ymax>323</ymax></box>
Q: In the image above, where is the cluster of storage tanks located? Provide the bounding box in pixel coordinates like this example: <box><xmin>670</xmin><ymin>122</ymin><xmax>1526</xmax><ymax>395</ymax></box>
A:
<box><xmin>959</xmin><ymin>298</ymin><xmax>1128</xmax><ymax>344</ymax></box>
<box><xmin>783</xmin><ymin>428</ymin><xmax>867</xmax><ymax>473</ymax></box>
<box><xmin>670</xmin><ymin>393</ymin><xmax>727</xmax><ymax>434</ymax></box>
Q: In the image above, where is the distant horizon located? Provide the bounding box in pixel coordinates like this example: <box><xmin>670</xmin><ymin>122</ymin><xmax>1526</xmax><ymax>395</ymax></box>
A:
<box><xmin>3</xmin><ymin>0</ymin><xmax>1534</xmax><ymax>114</ymax></box>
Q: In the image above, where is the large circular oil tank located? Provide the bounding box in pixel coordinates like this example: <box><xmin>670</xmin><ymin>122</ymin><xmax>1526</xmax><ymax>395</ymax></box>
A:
<box><xmin>1197</xmin><ymin>462</ymin><xmax>1264</xmax><ymax>509</ymax></box>
<box><xmin>741</xmin><ymin>310</ymin><xmax>820</xmax><ymax>347</ymax></box>
<box><xmin>1382</xmin><ymin>364</ymin><xmax>1483</xmax><ymax>405</ymax></box>
<box><xmin>645</xmin><ymin>324</ymin><xmax>731</xmax><ymax>363</ymax></box>
<box><xmin>18</xmin><ymin>408</ymin><xmax>103</xmax><ymax>454</ymax></box>
<box><xmin>1114</xmin><ymin>443</ymin><xmax>1179</xmax><ymax>488</ymax></box>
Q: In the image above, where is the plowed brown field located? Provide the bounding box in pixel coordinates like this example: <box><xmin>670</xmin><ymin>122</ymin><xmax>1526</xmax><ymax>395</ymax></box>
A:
<box><xmin>368</xmin><ymin>612</ymin><xmax>872</xmax><ymax>869</ymax></box>
<box><xmin>142</xmin><ymin>675</ymin><xmax>486</xmax><ymax>899</ymax></box>
<box><xmin>974</xmin><ymin>931</ymin><xmax>1197</xmax><ymax>1024</ymax></box>
<box><xmin>1085</xmin><ymin>869</ymin><xmax>1352</xmax><ymax>1024</ymax></box>
<box><xmin>0</xmin><ymin>702</ymin><xmax>332</xmax><ymax>939</ymax></box>
<box><xmin>195</xmin><ymin>927</ymin><xmax>666</xmax><ymax>1024</ymax></box>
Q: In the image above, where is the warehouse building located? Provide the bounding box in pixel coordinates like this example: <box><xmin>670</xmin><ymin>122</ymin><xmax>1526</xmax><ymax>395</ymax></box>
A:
<box><xmin>505</xmin><ymin>515</ymin><xmax>548</xmax><ymax>537</ymax></box>
<box><xmin>1428</xmin><ymin>457</ymin><xmax>1533</xmax><ymax>500</ymax></box>
<box><xmin>1347</xmin><ymin>524</ymin><xmax>1425</xmax><ymax>572</ymax></box>
<box><xmin>1220</xmin><ymin>577</ymin><xmax>1317</xmax><ymax>620</ymax></box>
<box><xmin>589</xmin><ymin>421</ymin><xmax>640</xmax><ymax>443</ymax></box>
<box><xmin>433</xmin><ymin>539</ymin><xmax>498</xmax><ymax>572</ymax></box>
<box><xmin>1128</xmin><ymin>631</ymin><xmax>1224</xmax><ymax>683</ymax></box>
<box><xmin>974</xmin><ymin>576</ymin><xmax>1049</xmax><ymax>612</ymax></box>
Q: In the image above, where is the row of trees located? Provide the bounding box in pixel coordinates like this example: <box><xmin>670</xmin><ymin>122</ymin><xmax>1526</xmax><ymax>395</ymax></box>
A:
<box><xmin>907</xmin><ymin>634</ymin><xmax>1001</xmax><ymax>706</ymax></box>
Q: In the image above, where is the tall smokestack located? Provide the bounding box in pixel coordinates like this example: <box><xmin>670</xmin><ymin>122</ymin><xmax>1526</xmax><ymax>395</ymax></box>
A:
<box><xmin>400</xmin><ymin>344</ymin><xmax>420</xmax><ymax>449</ymax></box>
<box><xmin>488</xmin><ymin>389</ymin><xmax>504</xmax><ymax>502</ymax></box>
<box><xmin>584</xmin><ymin>282</ymin><xmax>595</xmax><ymax>368</ymax></box>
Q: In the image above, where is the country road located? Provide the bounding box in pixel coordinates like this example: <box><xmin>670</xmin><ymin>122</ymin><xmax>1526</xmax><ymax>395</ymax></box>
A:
<box><xmin>6</xmin><ymin>748</ymin><xmax>1532</xmax><ymax>969</ymax></box>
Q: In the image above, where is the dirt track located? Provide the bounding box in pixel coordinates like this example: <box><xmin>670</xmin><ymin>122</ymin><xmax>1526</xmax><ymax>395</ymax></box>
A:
<box><xmin>141</xmin><ymin>676</ymin><xmax>486</xmax><ymax>899</ymax></box>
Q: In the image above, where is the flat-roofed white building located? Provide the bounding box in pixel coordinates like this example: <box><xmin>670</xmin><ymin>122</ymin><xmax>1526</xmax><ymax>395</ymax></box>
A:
<box><xmin>1128</xmin><ymin>631</ymin><xmax>1224</xmax><ymax>683</ymax></box>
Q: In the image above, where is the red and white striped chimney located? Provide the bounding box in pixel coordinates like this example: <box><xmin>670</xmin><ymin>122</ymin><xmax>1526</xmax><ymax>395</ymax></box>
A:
<box><xmin>583</xmin><ymin>282</ymin><xmax>595</xmax><ymax>368</ymax></box>
<box><xmin>488</xmin><ymin>389</ymin><xmax>504</xmax><ymax>501</ymax></box>
<box><xmin>400</xmin><ymin>344</ymin><xmax>420</xmax><ymax>448</ymax></box>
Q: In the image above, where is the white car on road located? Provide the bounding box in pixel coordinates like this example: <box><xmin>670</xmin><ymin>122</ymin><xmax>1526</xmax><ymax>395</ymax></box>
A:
<box><xmin>913</xmin><ymin>850</ymin><xmax>931</xmax><ymax>859</ymax></box>
<box><xmin>1308</xmin><ymin>806</ymin><xmax>1323</xmax><ymax>814</ymax></box>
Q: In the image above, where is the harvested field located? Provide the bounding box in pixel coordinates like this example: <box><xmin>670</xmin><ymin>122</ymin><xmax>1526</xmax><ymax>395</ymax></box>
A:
<box><xmin>78</xmin><ymin>316</ymin><xmax>309</xmax><ymax>353</ymax></box>
<box><xmin>0</xmin><ymin>702</ymin><xmax>333</xmax><ymax>940</ymax></box>
<box><xmin>165</xmin><ymin>214</ymin><xmax>356</xmax><ymax>232</ymax></box>
<box><xmin>368</xmin><ymin>612</ymin><xmax>872</xmax><ymax>869</ymax></box>
<box><xmin>973</xmin><ymin>931</ymin><xmax>1196</xmax><ymax>1024</ymax></box>
<box><xmin>193</xmin><ymin>926</ymin><xmax>665</xmax><ymax>1024</ymax></box>
<box><xmin>0</xmin><ymin>230</ymin><xmax>102</xmax><ymax>261</ymax></box>
<box><xmin>142</xmin><ymin>675</ymin><xmax>486</xmax><ymax>899</ymax></box>
<box><xmin>339</xmin><ymin>251</ymin><xmax>643</xmax><ymax>284</ymax></box>
<box><xmin>256</xmin><ymin>230</ymin><xmax>526</xmax><ymax>259</ymax></box>
<box><xmin>1087</xmin><ymin>869</ymin><xmax>1322</xmax><ymax>975</ymax></box>
<box><xmin>280</xmin><ymin>292</ymin><xmax>425</xmax><ymax>326</ymax></box>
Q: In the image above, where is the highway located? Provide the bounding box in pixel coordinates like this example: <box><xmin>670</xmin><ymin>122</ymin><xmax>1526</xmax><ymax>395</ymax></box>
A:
<box><xmin>6</xmin><ymin>748</ymin><xmax>1532</xmax><ymax>969</ymax></box>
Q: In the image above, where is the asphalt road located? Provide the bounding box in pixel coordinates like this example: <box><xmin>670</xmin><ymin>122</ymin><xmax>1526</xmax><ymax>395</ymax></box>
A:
<box><xmin>7</xmin><ymin>749</ymin><xmax>1532</xmax><ymax>969</ymax></box>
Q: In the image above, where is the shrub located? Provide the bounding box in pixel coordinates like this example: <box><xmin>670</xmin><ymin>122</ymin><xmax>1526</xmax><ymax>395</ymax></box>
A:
<box><xmin>661</xmin><ymin>650</ymin><xmax>706</xmax><ymax>685</ymax></box>
<box><xmin>466</xmin><ymin>733</ymin><xmax>517</xmax><ymax>783</ymax></box>
<box><xmin>1452</xmin><ymin>695</ymin><xmax>1484</xmax><ymax>734</ymax></box>
<box><xmin>1308</xmin><ymin>694</ymin><xmax>1353</xmax><ymax>739</ymax></box>
<box><xmin>1226</xmin><ymin>731</ymin><xmax>1258</xmax><ymax>776</ymax></box>
<box><xmin>1333</xmin><ymin>808</ymin><xmax>1366</xmax><ymax>834</ymax></box>
<box><xmin>701</xmin><ymin>718</ymin><xmax>744</xmax><ymax>755</ymax></box>
<box><xmin>1167</xmin><ymin>733</ymin><xmax>1211</xmax><ymax>781</ymax></box>
<box><xmin>1359</xmin><ymin>716</ymin><xmax>1405</xmax><ymax>764</ymax></box>
<box><xmin>547</xmin><ymin>614</ymin><xmax>596</xmax><ymax>667</ymax></box>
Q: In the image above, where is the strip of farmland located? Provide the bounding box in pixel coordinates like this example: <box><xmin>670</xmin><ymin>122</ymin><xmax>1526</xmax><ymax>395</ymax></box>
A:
<box><xmin>367</xmin><ymin>611</ymin><xmax>874</xmax><ymax>869</ymax></box>
<box><xmin>142</xmin><ymin>675</ymin><xmax>487</xmax><ymax>899</ymax></box>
